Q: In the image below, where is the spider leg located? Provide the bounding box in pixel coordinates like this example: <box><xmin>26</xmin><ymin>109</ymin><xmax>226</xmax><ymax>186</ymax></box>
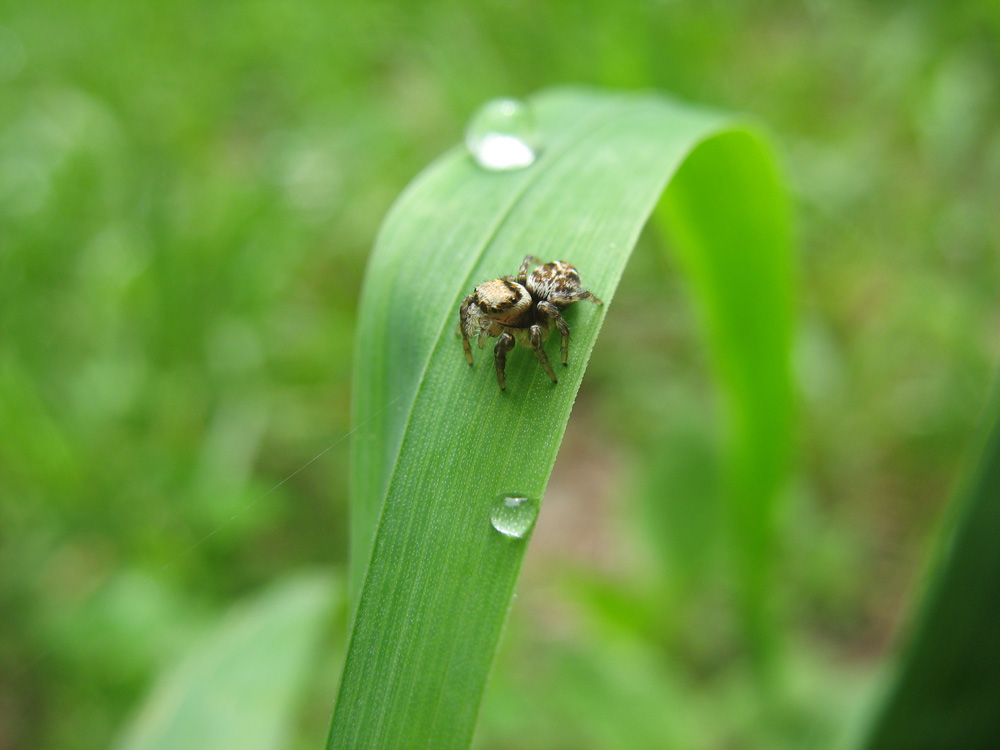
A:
<box><xmin>537</xmin><ymin>301</ymin><xmax>571</xmax><ymax>366</ymax></box>
<box><xmin>517</xmin><ymin>254</ymin><xmax>540</xmax><ymax>284</ymax></box>
<box><xmin>550</xmin><ymin>289</ymin><xmax>603</xmax><ymax>306</ymax></box>
<box><xmin>493</xmin><ymin>331</ymin><xmax>516</xmax><ymax>390</ymax></box>
<box><xmin>458</xmin><ymin>295</ymin><xmax>475</xmax><ymax>365</ymax></box>
<box><xmin>529</xmin><ymin>324</ymin><xmax>558</xmax><ymax>383</ymax></box>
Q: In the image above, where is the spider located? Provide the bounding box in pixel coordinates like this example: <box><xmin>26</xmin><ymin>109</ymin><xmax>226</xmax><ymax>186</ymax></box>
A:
<box><xmin>459</xmin><ymin>254</ymin><xmax>603</xmax><ymax>390</ymax></box>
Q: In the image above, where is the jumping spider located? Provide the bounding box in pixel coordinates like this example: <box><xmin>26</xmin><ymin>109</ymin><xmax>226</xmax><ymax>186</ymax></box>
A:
<box><xmin>459</xmin><ymin>255</ymin><xmax>603</xmax><ymax>390</ymax></box>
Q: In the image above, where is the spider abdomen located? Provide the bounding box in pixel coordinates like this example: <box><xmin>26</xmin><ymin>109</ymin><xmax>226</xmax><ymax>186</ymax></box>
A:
<box><xmin>526</xmin><ymin>260</ymin><xmax>583</xmax><ymax>303</ymax></box>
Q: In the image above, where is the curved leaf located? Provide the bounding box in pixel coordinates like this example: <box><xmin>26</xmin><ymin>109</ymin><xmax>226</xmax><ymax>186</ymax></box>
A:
<box><xmin>119</xmin><ymin>573</ymin><xmax>337</xmax><ymax>750</ymax></box>
<box><xmin>335</xmin><ymin>87</ymin><xmax>793</xmax><ymax>748</ymax></box>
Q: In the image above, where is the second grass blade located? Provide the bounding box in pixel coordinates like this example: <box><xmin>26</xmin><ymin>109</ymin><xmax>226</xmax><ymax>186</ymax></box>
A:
<box><xmin>861</xmin><ymin>376</ymin><xmax>1000</xmax><ymax>749</ymax></box>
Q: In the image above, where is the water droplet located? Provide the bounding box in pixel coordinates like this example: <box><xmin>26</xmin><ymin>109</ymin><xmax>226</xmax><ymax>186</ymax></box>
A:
<box><xmin>490</xmin><ymin>495</ymin><xmax>539</xmax><ymax>539</ymax></box>
<box><xmin>465</xmin><ymin>98</ymin><xmax>538</xmax><ymax>171</ymax></box>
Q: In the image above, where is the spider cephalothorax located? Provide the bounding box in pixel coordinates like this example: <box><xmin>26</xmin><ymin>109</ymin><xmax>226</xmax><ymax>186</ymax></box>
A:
<box><xmin>459</xmin><ymin>255</ymin><xmax>603</xmax><ymax>390</ymax></box>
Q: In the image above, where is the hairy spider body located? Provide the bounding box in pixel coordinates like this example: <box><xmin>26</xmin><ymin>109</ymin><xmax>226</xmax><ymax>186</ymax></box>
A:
<box><xmin>459</xmin><ymin>255</ymin><xmax>602</xmax><ymax>390</ymax></box>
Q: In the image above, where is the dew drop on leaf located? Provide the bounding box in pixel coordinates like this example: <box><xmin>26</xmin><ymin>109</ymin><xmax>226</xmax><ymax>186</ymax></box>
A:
<box><xmin>489</xmin><ymin>494</ymin><xmax>539</xmax><ymax>539</ymax></box>
<box><xmin>465</xmin><ymin>98</ymin><xmax>538</xmax><ymax>171</ymax></box>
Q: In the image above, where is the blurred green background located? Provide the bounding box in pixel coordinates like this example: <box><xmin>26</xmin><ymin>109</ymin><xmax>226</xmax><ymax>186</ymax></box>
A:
<box><xmin>1</xmin><ymin>1</ymin><xmax>998</xmax><ymax>748</ymax></box>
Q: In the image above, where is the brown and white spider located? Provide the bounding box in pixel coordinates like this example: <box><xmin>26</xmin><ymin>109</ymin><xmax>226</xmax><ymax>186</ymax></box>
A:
<box><xmin>459</xmin><ymin>255</ymin><xmax>603</xmax><ymax>390</ymax></box>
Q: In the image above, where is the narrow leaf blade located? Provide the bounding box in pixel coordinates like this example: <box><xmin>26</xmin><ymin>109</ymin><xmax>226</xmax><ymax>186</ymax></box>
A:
<box><xmin>336</xmin><ymin>88</ymin><xmax>793</xmax><ymax>748</ymax></box>
<box><xmin>119</xmin><ymin>573</ymin><xmax>336</xmax><ymax>750</ymax></box>
<box><xmin>861</xmin><ymin>379</ymin><xmax>1000</xmax><ymax>749</ymax></box>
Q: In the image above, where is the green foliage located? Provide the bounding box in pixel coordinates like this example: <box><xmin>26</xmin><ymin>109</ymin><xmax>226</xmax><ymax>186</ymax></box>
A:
<box><xmin>861</xmin><ymin>379</ymin><xmax>1000</xmax><ymax>749</ymax></box>
<box><xmin>1</xmin><ymin>1</ymin><xmax>998</xmax><ymax>748</ymax></box>
<box><xmin>335</xmin><ymin>88</ymin><xmax>792</xmax><ymax>748</ymax></box>
<box><xmin>118</xmin><ymin>574</ymin><xmax>337</xmax><ymax>750</ymax></box>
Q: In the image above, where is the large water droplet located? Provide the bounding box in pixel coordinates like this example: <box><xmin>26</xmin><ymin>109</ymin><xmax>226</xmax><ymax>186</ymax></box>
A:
<box><xmin>490</xmin><ymin>494</ymin><xmax>539</xmax><ymax>539</ymax></box>
<box><xmin>465</xmin><ymin>98</ymin><xmax>538</xmax><ymax>171</ymax></box>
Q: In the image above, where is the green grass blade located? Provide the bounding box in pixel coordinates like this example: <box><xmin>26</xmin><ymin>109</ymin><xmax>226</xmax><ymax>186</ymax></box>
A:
<box><xmin>336</xmin><ymin>87</ymin><xmax>793</xmax><ymax>748</ymax></box>
<box><xmin>657</xmin><ymin>131</ymin><xmax>794</xmax><ymax>665</ymax></box>
<box><xmin>860</xmin><ymin>377</ymin><xmax>1000</xmax><ymax>749</ymax></box>
<box><xmin>118</xmin><ymin>573</ymin><xmax>336</xmax><ymax>750</ymax></box>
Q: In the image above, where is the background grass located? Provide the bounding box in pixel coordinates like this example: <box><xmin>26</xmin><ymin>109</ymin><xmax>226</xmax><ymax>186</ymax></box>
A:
<box><xmin>1</xmin><ymin>1</ymin><xmax>998</xmax><ymax>749</ymax></box>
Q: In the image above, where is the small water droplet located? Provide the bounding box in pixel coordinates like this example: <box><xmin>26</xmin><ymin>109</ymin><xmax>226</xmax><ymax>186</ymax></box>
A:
<box><xmin>465</xmin><ymin>98</ymin><xmax>538</xmax><ymax>171</ymax></box>
<box><xmin>490</xmin><ymin>494</ymin><xmax>539</xmax><ymax>539</ymax></box>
